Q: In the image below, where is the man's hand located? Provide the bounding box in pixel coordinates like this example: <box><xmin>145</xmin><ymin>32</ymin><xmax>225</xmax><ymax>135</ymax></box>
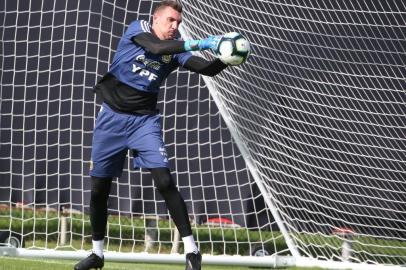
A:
<box><xmin>184</xmin><ymin>35</ymin><xmax>222</xmax><ymax>52</ymax></box>
<box><xmin>198</xmin><ymin>35</ymin><xmax>222</xmax><ymax>51</ymax></box>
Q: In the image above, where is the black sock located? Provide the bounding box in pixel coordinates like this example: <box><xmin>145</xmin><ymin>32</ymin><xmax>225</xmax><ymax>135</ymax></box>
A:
<box><xmin>90</xmin><ymin>176</ymin><xmax>112</xmax><ymax>241</ymax></box>
<box><xmin>149</xmin><ymin>168</ymin><xmax>192</xmax><ymax>237</ymax></box>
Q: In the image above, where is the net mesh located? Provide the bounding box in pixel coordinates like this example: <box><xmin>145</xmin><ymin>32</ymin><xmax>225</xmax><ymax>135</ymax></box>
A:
<box><xmin>180</xmin><ymin>0</ymin><xmax>406</xmax><ymax>265</ymax></box>
<box><xmin>1</xmin><ymin>0</ymin><xmax>405</xmax><ymax>267</ymax></box>
<box><xmin>0</xmin><ymin>0</ymin><xmax>278</xmax><ymax>259</ymax></box>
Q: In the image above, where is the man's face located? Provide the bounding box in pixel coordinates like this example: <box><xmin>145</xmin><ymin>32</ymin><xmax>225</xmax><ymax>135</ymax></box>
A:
<box><xmin>152</xmin><ymin>6</ymin><xmax>182</xmax><ymax>40</ymax></box>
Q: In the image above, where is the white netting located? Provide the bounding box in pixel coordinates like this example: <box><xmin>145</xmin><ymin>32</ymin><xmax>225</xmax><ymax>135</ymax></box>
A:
<box><xmin>180</xmin><ymin>0</ymin><xmax>406</xmax><ymax>266</ymax></box>
<box><xmin>0</xmin><ymin>0</ymin><xmax>280</xmax><ymax>264</ymax></box>
<box><xmin>1</xmin><ymin>0</ymin><xmax>405</xmax><ymax>268</ymax></box>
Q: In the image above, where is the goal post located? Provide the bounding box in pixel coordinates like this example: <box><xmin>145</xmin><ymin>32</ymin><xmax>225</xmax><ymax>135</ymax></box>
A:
<box><xmin>1</xmin><ymin>0</ymin><xmax>405</xmax><ymax>269</ymax></box>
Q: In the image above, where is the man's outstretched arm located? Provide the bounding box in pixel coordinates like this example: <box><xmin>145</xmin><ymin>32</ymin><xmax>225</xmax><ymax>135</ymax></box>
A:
<box><xmin>132</xmin><ymin>32</ymin><xmax>221</xmax><ymax>55</ymax></box>
<box><xmin>183</xmin><ymin>56</ymin><xmax>228</xmax><ymax>77</ymax></box>
<box><xmin>132</xmin><ymin>33</ymin><xmax>227</xmax><ymax>76</ymax></box>
<box><xmin>132</xmin><ymin>33</ymin><xmax>185</xmax><ymax>54</ymax></box>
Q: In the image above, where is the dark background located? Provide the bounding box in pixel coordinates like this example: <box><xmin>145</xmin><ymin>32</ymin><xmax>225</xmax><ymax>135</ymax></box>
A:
<box><xmin>0</xmin><ymin>0</ymin><xmax>271</xmax><ymax>231</ymax></box>
<box><xmin>1</xmin><ymin>0</ymin><xmax>405</xmax><ymax>248</ymax></box>
<box><xmin>180</xmin><ymin>0</ymin><xmax>406</xmax><ymax>241</ymax></box>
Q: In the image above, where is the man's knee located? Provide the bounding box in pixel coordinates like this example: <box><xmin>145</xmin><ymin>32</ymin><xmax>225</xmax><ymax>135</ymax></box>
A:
<box><xmin>150</xmin><ymin>168</ymin><xmax>176</xmax><ymax>192</ymax></box>
<box><xmin>91</xmin><ymin>176</ymin><xmax>112</xmax><ymax>201</ymax></box>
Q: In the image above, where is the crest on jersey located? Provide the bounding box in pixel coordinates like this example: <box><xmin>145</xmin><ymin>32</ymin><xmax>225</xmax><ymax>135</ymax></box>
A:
<box><xmin>159</xmin><ymin>147</ymin><xmax>168</xmax><ymax>163</ymax></box>
<box><xmin>162</xmin><ymin>55</ymin><xmax>172</xmax><ymax>63</ymax></box>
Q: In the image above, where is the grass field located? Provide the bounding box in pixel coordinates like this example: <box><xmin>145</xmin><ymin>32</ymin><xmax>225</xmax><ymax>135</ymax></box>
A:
<box><xmin>0</xmin><ymin>257</ymin><xmax>324</xmax><ymax>270</ymax></box>
<box><xmin>1</xmin><ymin>208</ymin><xmax>405</xmax><ymax>268</ymax></box>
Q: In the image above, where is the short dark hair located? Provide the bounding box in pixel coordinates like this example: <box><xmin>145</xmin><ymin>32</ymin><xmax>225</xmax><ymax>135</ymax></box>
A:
<box><xmin>153</xmin><ymin>0</ymin><xmax>182</xmax><ymax>14</ymax></box>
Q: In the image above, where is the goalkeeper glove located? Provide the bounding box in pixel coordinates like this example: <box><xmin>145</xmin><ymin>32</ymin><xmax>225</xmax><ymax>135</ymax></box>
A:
<box><xmin>184</xmin><ymin>35</ymin><xmax>222</xmax><ymax>52</ymax></box>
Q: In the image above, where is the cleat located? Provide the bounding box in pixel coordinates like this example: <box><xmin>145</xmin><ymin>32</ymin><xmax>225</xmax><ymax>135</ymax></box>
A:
<box><xmin>74</xmin><ymin>253</ymin><xmax>104</xmax><ymax>270</ymax></box>
<box><xmin>185</xmin><ymin>251</ymin><xmax>201</xmax><ymax>270</ymax></box>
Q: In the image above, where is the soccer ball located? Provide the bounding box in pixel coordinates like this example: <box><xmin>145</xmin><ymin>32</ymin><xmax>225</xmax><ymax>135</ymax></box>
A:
<box><xmin>216</xmin><ymin>32</ymin><xmax>250</xmax><ymax>66</ymax></box>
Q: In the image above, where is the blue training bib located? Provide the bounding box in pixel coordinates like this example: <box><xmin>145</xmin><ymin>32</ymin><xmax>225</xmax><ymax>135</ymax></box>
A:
<box><xmin>108</xmin><ymin>20</ymin><xmax>192</xmax><ymax>93</ymax></box>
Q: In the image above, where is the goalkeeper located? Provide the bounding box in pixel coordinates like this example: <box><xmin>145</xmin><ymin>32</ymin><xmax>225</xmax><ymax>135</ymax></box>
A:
<box><xmin>74</xmin><ymin>1</ymin><xmax>231</xmax><ymax>270</ymax></box>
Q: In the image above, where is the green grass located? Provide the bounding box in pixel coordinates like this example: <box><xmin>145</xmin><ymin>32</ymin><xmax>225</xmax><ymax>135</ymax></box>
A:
<box><xmin>0</xmin><ymin>207</ymin><xmax>288</xmax><ymax>256</ymax></box>
<box><xmin>0</xmin><ymin>257</ymin><xmax>323</xmax><ymax>270</ymax></box>
<box><xmin>1</xmin><ymin>207</ymin><xmax>406</xmax><ymax>266</ymax></box>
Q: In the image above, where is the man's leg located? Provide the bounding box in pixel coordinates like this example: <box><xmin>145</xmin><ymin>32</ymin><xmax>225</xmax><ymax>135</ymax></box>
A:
<box><xmin>150</xmin><ymin>168</ymin><xmax>201</xmax><ymax>270</ymax></box>
<box><xmin>75</xmin><ymin>104</ymin><xmax>128</xmax><ymax>270</ymax></box>
<box><xmin>90</xmin><ymin>176</ymin><xmax>113</xmax><ymax>257</ymax></box>
<box><xmin>127</xmin><ymin>113</ymin><xmax>201</xmax><ymax>269</ymax></box>
<box><xmin>74</xmin><ymin>176</ymin><xmax>112</xmax><ymax>270</ymax></box>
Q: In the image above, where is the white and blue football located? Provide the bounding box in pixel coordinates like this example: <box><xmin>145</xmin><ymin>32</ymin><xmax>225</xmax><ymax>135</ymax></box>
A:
<box><xmin>217</xmin><ymin>32</ymin><xmax>250</xmax><ymax>66</ymax></box>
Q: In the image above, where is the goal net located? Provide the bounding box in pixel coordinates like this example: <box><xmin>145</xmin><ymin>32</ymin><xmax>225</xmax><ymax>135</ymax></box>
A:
<box><xmin>1</xmin><ymin>0</ymin><xmax>405</xmax><ymax>269</ymax></box>
<box><xmin>0</xmin><ymin>0</ymin><xmax>282</xmax><ymax>267</ymax></box>
<box><xmin>179</xmin><ymin>0</ymin><xmax>406</xmax><ymax>268</ymax></box>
